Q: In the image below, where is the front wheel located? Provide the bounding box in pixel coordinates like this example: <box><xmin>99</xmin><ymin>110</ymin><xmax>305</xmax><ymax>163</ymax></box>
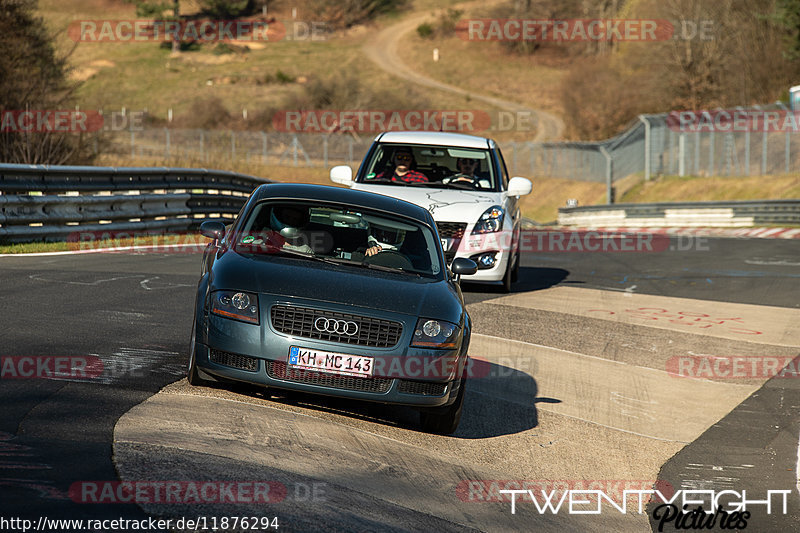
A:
<box><xmin>419</xmin><ymin>379</ymin><xmax>465</xmax><ymax>435</ymax></box>
<box><xmin>501</xmin><ymin>252</ymin><xmax>514</xmax><ymax>293</ymax></box>
<box><xmin>511</xmin><ymin>250</ymin><xmax>520</xmax><ymax>283</ymax></box>
<box><xmin>187</xmin><ymin>321</ymin><xmax>211</xmax><ymax>386</ymax></box>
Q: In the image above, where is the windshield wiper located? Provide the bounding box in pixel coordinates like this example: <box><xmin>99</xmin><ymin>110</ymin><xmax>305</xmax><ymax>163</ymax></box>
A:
<box><xmin>318</xmin><ymin>256</ymin><xmax>421</xmax><ymax>276</ymax></box>
<box><xmin>361</xmin><ymin>262</ymin><xmax>421</xmax><ymax>276</ymax></box>
<box><xmin>247</xmin><ymin>247</ymin><xmax>422</xmax><ymax>276</ymax></box>
<box><xmin>434</xmin><ymin>182</ymin><xmax>479</xmax><ymax>190</ymax></box>
<box><xmin>362</xmin><ymin>178</ymin><xmax>407</xmax><ymax>186</ymax></box>
<box><xmin>363</xmin><ymin>178</ymin><xmax>438</xmax><ymax>187</ymax></box>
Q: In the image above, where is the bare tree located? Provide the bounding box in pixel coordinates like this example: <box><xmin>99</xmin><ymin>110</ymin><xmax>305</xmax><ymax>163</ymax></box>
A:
<box><xmin>0</xmin><ymin>0</ymin><xmax>95</xmax><ymax>164</ymax></box>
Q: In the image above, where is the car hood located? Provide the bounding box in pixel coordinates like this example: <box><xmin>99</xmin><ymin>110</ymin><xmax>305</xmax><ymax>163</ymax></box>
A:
<box><xmin>353</xmin><ymin>183</ymin><xmax>503</xmax><ymax>224</ymax></box>
<box><xmin>209</xmin><ymin>249</ymin><xmax>463</xmax><ymax>321</ymax></box>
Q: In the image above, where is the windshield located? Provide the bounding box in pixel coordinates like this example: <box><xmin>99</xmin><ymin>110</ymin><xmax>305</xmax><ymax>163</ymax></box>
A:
<box><xmin>359</xmin><ymin>144</ymin><xmax>496</xmax><ymax>191</ymax></box>
<box><xmin>234</xmin><ymin>200</ymin><xmax>443</xmax><ymax>279</ymax></box>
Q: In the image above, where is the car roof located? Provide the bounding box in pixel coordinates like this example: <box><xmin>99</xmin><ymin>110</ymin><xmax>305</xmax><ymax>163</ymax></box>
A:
<box><xmin>375</xmin><ymin>131</ymin><xmax>494</xmax><ymax>149</ymax></box>
<box><xmin>250</xmin><ymin>183</ymin><xmax>435</xmax><ymax>225</ymax></box>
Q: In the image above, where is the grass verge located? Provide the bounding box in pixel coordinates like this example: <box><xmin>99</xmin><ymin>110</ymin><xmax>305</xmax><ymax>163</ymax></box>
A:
<box><xmin>0</xmin><ymin>233</ymin><xmax>207</xmax><ymax>255</ymax></box>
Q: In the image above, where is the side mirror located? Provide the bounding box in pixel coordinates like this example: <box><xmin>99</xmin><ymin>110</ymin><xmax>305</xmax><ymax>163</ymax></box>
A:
<box><xmin>451</xmin><ymin>257</ymin><xmax>478</xmax><ymax>278</ymax></box>
<box><xmin>330</xmin><ymin>165</ymin><xmax>354</xmax><ymax>186</ymax></box>
<box><xmin>200</xmin><ymin>220</ymin><xmax>226</xmax><ymax>240</ymax></box>
<box><xmin>507</xmin><ymin>177</ymin><xmax>532</xmax><ymax>197</ymax></box>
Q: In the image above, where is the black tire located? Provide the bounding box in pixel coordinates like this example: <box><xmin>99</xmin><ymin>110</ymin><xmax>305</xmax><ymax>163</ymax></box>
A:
<box><xmin>420</xmin><ymin>379</ymin><xmax>465</xmax><ymax>435</ymax></box>
<box><xmin>511</xmin><ymin>250</ymin><xmax>520</xmax><ymax>283</ymax></box>
<box><xmin>501</xmin><ymin>252</ymin><xmax>513</xmax><ymax>293</ymax></box>
<box><xmin>187</xmin><ymin>321</ymin><xmax>211</xmax><ymax>387</ymax></box>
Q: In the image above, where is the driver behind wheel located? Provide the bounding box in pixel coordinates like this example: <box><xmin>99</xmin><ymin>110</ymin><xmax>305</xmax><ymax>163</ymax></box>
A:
<box><xmin>443</xmin><ymin>157</ymin><xmax>488</xmax><ymax>187</ymax></box>
<box><xmin>365</xmin><ymin>222</ymin><xmax>406</xmax><ymax>257</ymax></box>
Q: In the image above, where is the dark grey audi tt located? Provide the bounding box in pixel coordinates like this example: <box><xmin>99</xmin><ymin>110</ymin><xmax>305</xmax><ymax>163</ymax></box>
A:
<box><xmin>188</xmin><ymin>183</ymin><xmax>477</xmax><ymax>434</ymax></box>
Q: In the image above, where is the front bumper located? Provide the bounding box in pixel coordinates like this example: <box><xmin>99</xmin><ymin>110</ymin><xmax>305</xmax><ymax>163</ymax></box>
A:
<box><xmin>444</xmin><ymin>225</ymin><xmax>516</xmax><ymax>283</ymax></box>
<box><xmin>455</xmin><ymin>247</ymin><xmax>511</xmax><ymax>283</ymax></box>
<box><xmin>195</xmin><ymin>299</ymin><xmax>466</xmax><ymax>407</ymax></box>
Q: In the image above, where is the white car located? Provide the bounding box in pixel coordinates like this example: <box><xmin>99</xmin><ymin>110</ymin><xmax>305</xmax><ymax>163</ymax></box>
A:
<box><xmin>330</xmin><ymin>131</ymin><xmax>532</xmax><ymax>291</ymax></box>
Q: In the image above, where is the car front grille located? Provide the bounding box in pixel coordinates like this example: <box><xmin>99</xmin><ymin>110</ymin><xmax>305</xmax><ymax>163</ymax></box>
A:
<box><xmin>266</xmin><ymin>361</ymin><xmax>393</xmax><ymax>393</ymax></box>
<box><xmin>271</xmin><ymin>305</ymin><xmax>403</xmax><ymax>348</ymax></box>
<box><xmin>437</xmin><ymin>222</ymin><xmax>467</xmax><ymax>263</ymax></box>
<box><xmin>436</xmin><ymin>222</ymin><xmax>467</xmax><ymax>238</ymax></box>
<box><xmin>397</xmin><ymin>380</ymin><xmax>448</xmax><ymax>396</ymax></box>
<box><xmin>209</xmin><ymin>349</ymin><xmax>259</xmax><ymax>372</ymax></box>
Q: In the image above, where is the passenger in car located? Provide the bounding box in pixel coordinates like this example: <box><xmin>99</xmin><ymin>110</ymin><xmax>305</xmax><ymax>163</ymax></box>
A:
<box><xmin>373</xmin><ymin>147</ymin><xmax>428</xmax><ymax>183</ymax></box>
<box><xmin>243</xmin><ymin>205</ymin><xmax>316</xmax><ymax>254</ymax></box>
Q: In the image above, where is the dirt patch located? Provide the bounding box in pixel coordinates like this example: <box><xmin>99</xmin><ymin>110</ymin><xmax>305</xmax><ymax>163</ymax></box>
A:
<box><xmin>178</xmin><ymin>53</ymin><xmax>245</xmax><ymax>65</ymax></box>
<box><xmin>69</xmin><ymin>59</ymin><xmax>117</xmax><ymax>81</ymax></box>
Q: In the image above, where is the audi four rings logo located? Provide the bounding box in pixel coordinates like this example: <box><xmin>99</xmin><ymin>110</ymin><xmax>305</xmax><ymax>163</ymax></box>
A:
<box><xmin>314</xmin><ymin>317</ymin><xmax>359</xmax><ymax>335</ymax></box>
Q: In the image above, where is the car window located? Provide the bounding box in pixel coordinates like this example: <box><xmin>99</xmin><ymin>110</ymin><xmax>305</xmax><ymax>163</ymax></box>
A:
<box><xmin>234</xmin><ymin>201</ymin><xmax>443</xmax><ymax>279</ymax></box>
<box><xmin>360</xmin><ymin>144</ymin><xmax>497</xmax><ymax>190</ymax></box>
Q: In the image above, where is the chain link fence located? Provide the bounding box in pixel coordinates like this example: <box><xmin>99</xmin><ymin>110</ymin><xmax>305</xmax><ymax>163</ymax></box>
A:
<box><xmin>102</xmin><ymin>101</ymin><xmax>798</xmax><ymax>203</ymax></box>
<box><xmin>104</xmin><ymin>129</ymin><xmax>374</xmax><ymax>169</ymax></box>
<box><xmin>516</xmin><ymin>103</ymin><xmax>799</xmax><ymax>203</ymax></box>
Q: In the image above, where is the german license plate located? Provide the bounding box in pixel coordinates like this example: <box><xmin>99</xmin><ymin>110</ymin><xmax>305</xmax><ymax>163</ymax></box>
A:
<box><xmin>288</xmin><ymin>346</ymin><xmax>373</xmax><ymax>378</ymax></box>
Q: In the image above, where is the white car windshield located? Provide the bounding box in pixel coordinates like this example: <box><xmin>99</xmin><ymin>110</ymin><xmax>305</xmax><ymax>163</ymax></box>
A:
<box><xmin>361</xmin><ymin>144</ymin><xmax>496</xmax><ymax>190</ymax></box>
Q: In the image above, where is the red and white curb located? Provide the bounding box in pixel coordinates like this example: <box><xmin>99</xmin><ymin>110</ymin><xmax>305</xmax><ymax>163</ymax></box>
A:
<box><xmin>527</xmin><ymin>227</ymin><xmax>800</xmax><ymax>239</ymax></box>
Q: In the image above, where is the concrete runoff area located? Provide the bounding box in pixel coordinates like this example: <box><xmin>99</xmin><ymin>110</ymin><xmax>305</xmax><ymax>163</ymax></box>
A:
<box><xmin>492</xmin><ymin>286</ymin><xmax>800</xmax><ymax>347</ymax></box>
<box><xmin>113</xmin><ymin>286</ymin><xmax>798</xmax><ymax>531</ymax></box>
<box><xmin>115</xmin><ymin>385</ymin><xmax>656</xmax><ymax>532</ymax></box>
<box><xmin>468</xmin><ymin>334</ymin><xmax>758</xmax><ymax>442</ymax></box>
<box><xmin>1</xmin><ymin>244</ymin><xmax>797</xmax><ymax>530</ymax></box>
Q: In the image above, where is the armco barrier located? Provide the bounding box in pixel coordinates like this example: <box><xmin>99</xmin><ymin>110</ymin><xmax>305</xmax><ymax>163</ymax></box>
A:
<box><xmin>558</xmin><ymin>200</ymin><xmax>800</xmax><ymax>228</ymax></box>
<box><xmin>0</xmin><ymin>163</ymin><xmax>269</xmax><ymax>242</ymax></box>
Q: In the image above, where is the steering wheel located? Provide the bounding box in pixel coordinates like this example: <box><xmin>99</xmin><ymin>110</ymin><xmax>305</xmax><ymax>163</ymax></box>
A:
<box><xmin>363</xmin><ymin>249</ymin><xmax>414</xmax><ymax>270</ymax></box>
<box><xmin>446</xmin><ymin>174</ymin><xmax>478</xmax><ymax>188</ymax></box>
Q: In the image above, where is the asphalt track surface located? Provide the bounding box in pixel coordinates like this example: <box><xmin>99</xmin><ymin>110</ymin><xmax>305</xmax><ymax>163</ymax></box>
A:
<box><xmin>1</xmin><ymin>236</ymin><xmax>799</xmax><ymax>532</ymax></box>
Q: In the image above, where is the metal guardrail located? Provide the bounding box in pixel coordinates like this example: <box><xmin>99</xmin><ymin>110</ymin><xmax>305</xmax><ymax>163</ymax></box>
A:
<box><xmin>0</xmin><ymin>163</ymin><xmax>270</xmax><ymax>242</ymax></box>
<box><xmin>558</xmin><ymin>200</ymin><xmax>800</xmax><ymax>228</ymax></box>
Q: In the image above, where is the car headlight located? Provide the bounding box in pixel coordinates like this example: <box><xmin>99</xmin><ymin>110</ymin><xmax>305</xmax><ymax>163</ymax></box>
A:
<box><xmin>210</xmin><ymin>290</ymin><xmax>259</xmax><ymax>324</ymax></box>
<box><xmin>411</xmin><ymin>318</ymin><xmax>459</xmax><ymax>348</ymax></box>
<box><xmin>472</xmin><ymin>205</ymin><xmax>504</xmax><ymax>234</ymax></box>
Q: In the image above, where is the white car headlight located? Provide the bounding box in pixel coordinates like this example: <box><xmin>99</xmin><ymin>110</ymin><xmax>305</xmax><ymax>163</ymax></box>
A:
<box><xmin>472</xmin><ymin>205</ymin><xmax>504</xmax><ymax>234</ymax></box>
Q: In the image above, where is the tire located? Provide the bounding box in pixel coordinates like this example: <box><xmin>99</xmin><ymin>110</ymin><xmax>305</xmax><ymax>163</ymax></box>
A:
<box><xmin>420</xmin><ymin>379</ymin><xmax>465</xmax><ymax>435</ymax></box>
<box><xmin>511</xmin><ymin>250</ymin><xmax>520</xmax><ymax>283</ymax></box>
<box><xmin>501</xmin><ymin>252</ymin><xmax>513</xmax><ymax>293</ymax></box>
<box><xmin>187</xmin><ymin>320</ymin><xmax>211</xmax><ymax>387</ymax></box>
